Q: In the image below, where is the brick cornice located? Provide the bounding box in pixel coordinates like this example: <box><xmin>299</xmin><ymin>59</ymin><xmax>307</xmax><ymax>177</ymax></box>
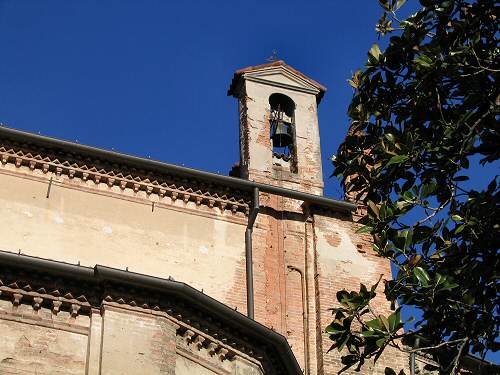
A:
<box><xmin>0</xmin><ymin>140</ymin><xmax>251</xmax><ymax>216</ymax></box>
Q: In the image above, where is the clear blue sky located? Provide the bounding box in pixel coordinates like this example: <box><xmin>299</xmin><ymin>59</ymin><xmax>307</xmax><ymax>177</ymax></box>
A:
<box><xmin>0</xmin><ymin>0</ymin><xmax>394</xmax><ymax>199</ymax></box>
<box><xmin>1</xmin><ymin>0</ymin><xmax>498</xmax><ymax>365</ymax></box>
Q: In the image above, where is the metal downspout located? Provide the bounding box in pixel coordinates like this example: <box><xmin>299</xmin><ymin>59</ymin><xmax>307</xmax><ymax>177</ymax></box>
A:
<box><xmin>410</xmin><ymin>337</ymin><xmax>420</xmax><ymax>375</ymax></box>
<box><xmin>245</xmin><ymin>187</ymin><xmax>259</xmax><ymax>320</ymax></box>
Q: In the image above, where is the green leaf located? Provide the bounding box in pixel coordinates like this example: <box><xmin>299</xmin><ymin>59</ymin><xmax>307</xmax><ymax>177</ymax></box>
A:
<box><xmin>366</xmin><ymin>318</ymin><xmax>382</xmax><ymax>330</ymax></box>
<box><xmin>414</xmin><ymin>54</ymin><xmax>433</xmax><ymax>67</ymax></box>
<box><xmin>388</xmin><ymin>309</ymin><xmax>402</xmax><ymax>332</ymax></box>
<box><xmin>384</xmin><ymin>133</ymin><xmax>396</xmax><ymax>144</ymax></box>
<box><xmin>376</xmin><ymin>337</ymin><xmax>388</xmax><ymax>348</ymax></box>
<box><xmin>403</xmin><ymin>230</ymin><xmax>413</xmax><ymax>251</ymax></box>
<box><xmin>422</xmin><ymin>182</ymin><xmax>437</xmax><ymax>198</ymax></box>
<box><xmin>385</xmin><ymin>368</ymin><xmax>397</xmax><ymax>375</ymax></box>
<box><xmin>368</xmin><ymin>200</ymin><xmax>380</xmax><ymax>218</ymax></box>
<box><xmin>395</xmin><ymin>0</ymin><xmax>407</xmax><ymax>10</ymax></box>
<box><xmin>326</xmin><ymin>324</ymin><xmax>344</xmax><ymax>335</ymax></box>
<box><xmin>434</xmin><ymin>273</ymin><xmax>446</xmax><ymax>285</ymax></box>
<box><xmin>414</xmin><ymin>267</ymin><xmax>430</xmax><ymax>287</ymax></box>
<box><xmin>451</xmin><ymin>215</ymin><xmax>463</xmax><ymax>222</ymax></box>
<box><xmin>338</xmin><ymin>335</ymin><xmax>350</xmax><ymax>352</ymax></box>
<box><xmin>378</xmin><ymin>0</ymin><xmax>391</xmax><ymax>11</ymax></box>
<box><xmin>356</xmin><ymin>225</ymin><xmax>374</xmax><ymax>234</ymax></box>
<box><xmin>380</xmin><ymin>315</ymin><xmax>390</xmax><ymax>331</ymax></box>
<box><xmin>385</xmin><ymin>155</ymin><xmax>409</xmax><ymax>168</ymax></box>
<box><xmin>370</xmin><ymin>44</ymin><xmax>382</xmax><ymax>61</ymax></box>
<box><xmin>361</xmin><ymin>330</ymin><xmax>380</xmax><ymax>337</ymax></box>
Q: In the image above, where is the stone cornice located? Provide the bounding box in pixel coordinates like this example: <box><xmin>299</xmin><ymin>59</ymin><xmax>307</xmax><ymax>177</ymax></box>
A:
<box><xmin>0</xmin><ymin>139</ymin><xmax>251</xmax><ymax>216</ymax></box>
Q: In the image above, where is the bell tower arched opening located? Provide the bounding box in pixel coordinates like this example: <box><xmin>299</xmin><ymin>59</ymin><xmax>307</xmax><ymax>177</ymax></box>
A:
<box><xmin>269</xmin><ymin>93</ymin><xmax>297</xmax><ymax>173</ymax></box>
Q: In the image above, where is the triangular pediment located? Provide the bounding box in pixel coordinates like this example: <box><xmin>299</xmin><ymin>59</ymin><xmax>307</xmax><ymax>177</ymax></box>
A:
<box><xmin>242</xmin><ymin>66</ymin><xmax>321</xmax><ymax>94</ymax></box>
<box><xmin>227</xmin><ymin>60</ymin><xmax>326</xmax><ymax>103</ymax></box>
<box><xmin>228</xmin><ymin>60</ymin><xmax>327</xmax><ymax>102</ymax></box>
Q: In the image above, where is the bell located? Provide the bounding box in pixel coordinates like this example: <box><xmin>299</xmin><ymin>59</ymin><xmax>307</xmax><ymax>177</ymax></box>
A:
<box><xmin>272</xmin><ymin>121</ymin><xmax>293</xmax><ymax>148</ymax></box>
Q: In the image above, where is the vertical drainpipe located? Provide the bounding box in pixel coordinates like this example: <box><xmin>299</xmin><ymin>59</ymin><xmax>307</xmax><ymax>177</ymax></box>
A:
<box><xmin>245</xmin><ymin>187</ymin><xmax>260</xmax><ymax>320</ymax></box>
<box><xmin>410</xmin><ymin>337</ymin><xmax>420</xmax><ymax>375</ymax></box>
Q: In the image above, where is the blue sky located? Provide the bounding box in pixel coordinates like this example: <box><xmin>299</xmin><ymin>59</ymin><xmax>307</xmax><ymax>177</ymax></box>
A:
<box><xmin>0</xmin><ymin>0</ymin><xmax>393</xmax><ymax>199</ymax></box>
<box><xmin>1</xmin><ymin>0</ymin><xmax>497</xmax><ymax>365</ymax></box>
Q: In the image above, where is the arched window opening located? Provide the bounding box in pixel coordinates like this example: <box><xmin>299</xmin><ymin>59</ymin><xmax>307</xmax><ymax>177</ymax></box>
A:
<box><xmin>269</xmin><ymin>94</ymin><xmax>296</xmax><ymax>171</ymax></box>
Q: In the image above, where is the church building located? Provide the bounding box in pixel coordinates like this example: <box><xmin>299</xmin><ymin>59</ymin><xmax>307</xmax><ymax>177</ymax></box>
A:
<box><xmin>0</xmin><ymin>61</ymin><xmax>408</xmax><ymax>374</ymax></box>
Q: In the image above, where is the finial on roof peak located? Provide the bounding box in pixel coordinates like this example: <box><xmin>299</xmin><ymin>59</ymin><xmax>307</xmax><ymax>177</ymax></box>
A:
<box><xmin>267</xmin><ymin>49</ymin><xmax>279</xmax><ymax>62</ymax></box>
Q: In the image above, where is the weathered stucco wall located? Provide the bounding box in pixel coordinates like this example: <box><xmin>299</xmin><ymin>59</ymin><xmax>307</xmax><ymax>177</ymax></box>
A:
<box><xmin>0</xmin><ymin>169</ymin><xmax>247</xmax><ymax>311</ymax></box>
<box><xmin>313</xmin><ymin>213</ymin><xmax>409</xmax><ymax>374</ymax></box>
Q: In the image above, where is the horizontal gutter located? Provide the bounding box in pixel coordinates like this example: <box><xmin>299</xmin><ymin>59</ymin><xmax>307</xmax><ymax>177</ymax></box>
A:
<box><xmin>0</xmin><ymin>126</ymin><xmax>356</xmax><ymax>213</ymax></box>
<box><xmin>0</xmin><ymin>250</ymin><xmax>302</xmax><ymax>374</ymax></box>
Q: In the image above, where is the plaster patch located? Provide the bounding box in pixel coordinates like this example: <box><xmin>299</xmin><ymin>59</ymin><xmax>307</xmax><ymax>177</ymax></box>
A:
<box><xmin>54</xmin><ymin>216</ymin><xmax>64</xmax><ymax>224</ymax></box>
<box><xmin>22</xmin><ymin>210</ymin><xmax>33</xmax><ymax>218</ymax></box>
<box><xmin>317</xmin><ymin>227</ymin><xmax>375</xmax><ymax>279</ymax></box>
<box><xmin>324</xmin><ymin>232</ymin><xmax>341</xmax><ymax>247</ymax></box>
<box><xmin>199</xmin><ymin>245</ymin><xmax>209</xmax><ymax>254</ymax></box>
<box><xmin>102</xmin><ymin>226</ymin><xmax>113</xmax><ymax>235</ymax></box>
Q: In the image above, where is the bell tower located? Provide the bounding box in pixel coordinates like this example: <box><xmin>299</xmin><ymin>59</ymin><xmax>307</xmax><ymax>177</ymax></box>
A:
<box><xmin>228</xmin><ymin>60</ymin><xmax>327</xmax><ymax>195</ymax></box>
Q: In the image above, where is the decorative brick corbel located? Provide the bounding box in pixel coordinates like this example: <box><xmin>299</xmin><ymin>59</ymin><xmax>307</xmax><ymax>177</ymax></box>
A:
<box><xmin>218</xmin><ymin>347</ymin><xmax>229</xmax><ymax>361</ymax></box>
<box><xmin>70</xmin><ymin>303</ymin><xmax>81</xmax><ymax>318</ymax></box>
<box><xmin>182</xmin><ymin>329</ymin><xmax>196</xmax><ymax>344</ymax></box>
<box><xmin>52</xmin><ymin>300</ymin><xmax>62</xmax><ymax>315</ymax></box>
<box><xmin>206</xmin><ymin>341</ymin><xmax>218</xmax><ymax>356</ymax></box>
<box><xmin>12</xmin><ymin>293</ymin><xmax>23</xmax><ymax>307</ymax></box>
<box><xmin>192</xmin><ymin>334</ymin><xmax>206</xmax><ymax>350</ymax></box>
<box><xmin>32</xmin><ymin>296</ymin><xmax>43</xmax><ymax>312</ymax></box>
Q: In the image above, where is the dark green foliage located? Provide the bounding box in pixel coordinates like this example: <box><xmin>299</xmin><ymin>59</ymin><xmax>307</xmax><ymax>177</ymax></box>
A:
<box><xmin>330</xmin><ymin>0</ymin><xmax>499</xmax><ymax>373</ymax></box>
